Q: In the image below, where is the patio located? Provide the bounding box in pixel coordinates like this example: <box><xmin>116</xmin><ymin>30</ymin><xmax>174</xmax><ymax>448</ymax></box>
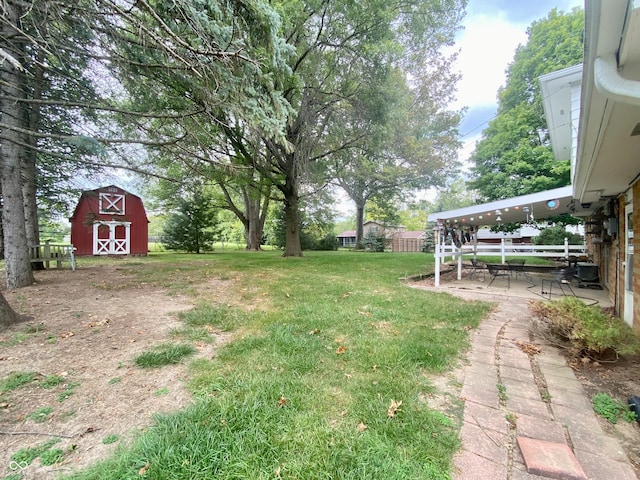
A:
<box><xmin>424</xmin><ymin>262</ymin><xmax>612</xmax><ymax>308</ymax></box>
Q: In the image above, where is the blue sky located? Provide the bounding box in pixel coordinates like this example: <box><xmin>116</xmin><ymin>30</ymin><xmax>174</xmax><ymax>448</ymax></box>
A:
<box><xmin>454</xmin><ymin>0</ymin><xmax>583</xmax><ymax>146</ymax></box>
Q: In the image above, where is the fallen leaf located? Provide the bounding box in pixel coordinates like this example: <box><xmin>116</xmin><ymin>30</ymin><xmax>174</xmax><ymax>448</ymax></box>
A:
<box><xmin>387</xmin><ymin>399</ymin><xmax>403</xmax><ymax>418</ymax></box>
<box><xmin>278</xmin><ymin>396</ymin><xmax>287</xmax><ymax>408</ymax></box>
<box><xmin>60</xmin><ymin>332</ymin><xmax>75</xmax><ymax>339</ymax></box>
<box><xmin>336</xmin><ymin>345</ymin><xmax>347</xmax><ymax>355</ymax></box>
<box><xmin>356</xmin><ymin>422</ymin><xmax>368</xmax><ymax>432</ymax></box>
<box><xmin>514</xmin><ymin>340</ymin><xmax>541</xmax><ymax>355</ymax></box>
<box><xmin>139</xmin><ymin>462</ymin><xmax>150</xmax><ymax>476</ymax></box>
<box><xmin>309</xmin><ymin>328</ymin><xmax>321</xmax><ymax>335</ymax></box>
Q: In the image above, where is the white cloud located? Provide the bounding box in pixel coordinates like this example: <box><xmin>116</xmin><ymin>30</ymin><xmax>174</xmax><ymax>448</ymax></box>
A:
<box><xmin>453</xmin><ymin>13</ymin><xmax>528</xmax><ymax>111</ymax></box>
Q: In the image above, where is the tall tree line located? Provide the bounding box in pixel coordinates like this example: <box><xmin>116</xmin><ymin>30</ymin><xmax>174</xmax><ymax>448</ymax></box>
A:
<box><xmin>469</xmin><ymin>7</ymin><xmax>584</xmax><ymax>201</ymax></box>
<box><xmin>134</xmin><ymin>0</ymin><xmax>466</xmax><ymax>255</ymax></box>
<box><xmin>0</xmin><ymin>0</ymin><xmax>464</xmax><ymax>320</ymax></box>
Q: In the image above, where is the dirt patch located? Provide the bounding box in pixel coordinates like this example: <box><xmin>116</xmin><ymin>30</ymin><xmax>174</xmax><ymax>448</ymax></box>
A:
<box><xmin>0</xmin><ymin>265</ymin><xmax>228</xmax><ymax>479</ymax></box>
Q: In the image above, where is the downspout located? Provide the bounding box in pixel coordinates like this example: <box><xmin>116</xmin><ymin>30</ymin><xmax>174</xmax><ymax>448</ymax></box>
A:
<box><xmin>593</xmin><ymin>53</ymin><xmax>640</xmax><ymax>106</ymax></box>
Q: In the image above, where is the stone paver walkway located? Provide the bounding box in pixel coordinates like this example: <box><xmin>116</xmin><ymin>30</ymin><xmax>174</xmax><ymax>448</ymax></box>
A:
<box><xmin>452</xmin><ymin>297</ymin><xmax>638</xmax><ymax>480</ymax></box>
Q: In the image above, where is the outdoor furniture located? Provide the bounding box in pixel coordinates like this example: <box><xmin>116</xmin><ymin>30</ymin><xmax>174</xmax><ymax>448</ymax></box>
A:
<box><xmin>487</xmin><ymin>264</ymin><xmax>510</xmax><ymax>288</ymax></box>
<box><xmin>505</xmin><ymin>259</ymin><xmax>532</xmax><ymax>282</ymax></box>
<box><xmin>576</xmin><ymin>262</ymin><xmax>602</xmax><ymax>289</ymax></box>
<box><xmin>541</xmin><ymin>268</ymin><xmax>576</xmax><ymax>299</ymax></box>
<box><xmin>468</xmin><ymin>258</ymin><xmax>485</xmax><ymax>281</ymax></box>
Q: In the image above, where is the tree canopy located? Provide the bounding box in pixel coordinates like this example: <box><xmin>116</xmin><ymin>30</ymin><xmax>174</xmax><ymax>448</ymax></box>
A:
<box><xmin>468</xmin><ymin>7</ymin><xmax>584</xmax><ymax>201</ymax></box>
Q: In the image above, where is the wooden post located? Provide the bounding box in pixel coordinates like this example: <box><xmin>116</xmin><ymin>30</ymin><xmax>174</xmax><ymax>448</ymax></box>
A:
<box><xmin>44</xmin><ymin>240</ymin><xmax>51</xmax><ymax>269</ymax></box>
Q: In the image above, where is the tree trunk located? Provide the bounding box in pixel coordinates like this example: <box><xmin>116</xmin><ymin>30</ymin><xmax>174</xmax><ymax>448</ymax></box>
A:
<box><xmin>1</xmin><ymin>0</ymin><xmax>36</xmax><ymax>289</ymax></box>
<box><xmin>245</xmin><ymin>214</ymin><xmax>263</xmax><ymax>251</ymax></box>
<box><xmin>0</xmin><ymin>291</ymin><xmax>19</xmax><ymax>332</ymax></box>
<box><xmin>244</xmin><ymin>191</ymin><xmax>267</xmax><ymax>251</ymax></box>
<box><xmin>24</xmin><ymin>44</ymin><xmax>45</xmax><ymax>270</ymax></box>
<box><xmin>355</xmin><ymin>203</ymin><xmax>365</xmax><ymax>249</ymax></box>
<box><xmin>282</xmin><ymin>188</ymin><xmax>302</xmax><ymax>257</ymax></box>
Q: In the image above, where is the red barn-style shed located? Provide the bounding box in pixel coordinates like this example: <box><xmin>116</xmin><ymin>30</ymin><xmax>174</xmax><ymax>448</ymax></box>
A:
<box><xmin>70</xmin><ymin>185</ymin><xmax>149</xmax><ymax>256</ymax></box>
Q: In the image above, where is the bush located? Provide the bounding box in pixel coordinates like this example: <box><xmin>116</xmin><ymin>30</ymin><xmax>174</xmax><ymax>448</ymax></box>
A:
<box><xmin>309</xmin><ymin>233</ymin><xmax>338</xmax><ymax>251</ymax></box>
<box><xmin>533</xmin><ymin>225</ymin><xmax>583</xmax><ymax>245</ymax></box>
<box><xmin>362</xmin><ymin>230</ymin><xmax>388</xmax><ymax>252</ymax></box>
<box><xmin>530</xmin><ymin>297</ymin><xmax>640</xmax><ymax>358</ymax></box>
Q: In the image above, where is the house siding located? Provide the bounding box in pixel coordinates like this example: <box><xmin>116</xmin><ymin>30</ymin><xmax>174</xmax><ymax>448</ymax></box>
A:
<box><xmin>597</xmin><ymin>185</ymin><xmax>640</xmax><ymax>332</ymax></box>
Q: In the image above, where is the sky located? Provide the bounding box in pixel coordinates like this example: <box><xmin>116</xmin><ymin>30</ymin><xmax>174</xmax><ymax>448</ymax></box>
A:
<box><xmin>454</xmin><ymin>0</ymin><xmax>584</xmax><ymax>162</ymax></box>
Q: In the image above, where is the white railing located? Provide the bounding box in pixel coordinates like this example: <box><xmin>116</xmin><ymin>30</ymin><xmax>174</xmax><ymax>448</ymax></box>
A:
<box><xmin>433</xmin><ymin>238</ymin><xmax>586</xmax><ymax>286</ymax></box>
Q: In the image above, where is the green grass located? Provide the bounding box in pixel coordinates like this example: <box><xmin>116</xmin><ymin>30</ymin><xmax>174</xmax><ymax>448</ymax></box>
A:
<box><xmin>41</xmin><ymin>374</ymin><xmax>66</xmax><ymax>389</ymax></box>
<box><xmin>27</xmin><ymin>406</ymin><xmax>53</xmax><ymax>423</ymax></box>
<box><xmin>134</xmin><ymin>343</ymin><xmax>196</xmax><ymax>368</ymax></box>
<box><xmin>1</xmin><ymin>372</ymin><xmax>37</xmax><ymax>392</ymax></box>
<box><xmin>11</xmin><ymin>438</ymin><xmax>60</xmax><ymax>466</ymax></box>
<box><xmin>62</xmin><ymin>251</ymin><xmax>492</xmax><ymax>479</ymax></box>
<box><xmin>58</xmin><ymin>382</ymin><xmax>80</xmax><ymax>402</ymax></box>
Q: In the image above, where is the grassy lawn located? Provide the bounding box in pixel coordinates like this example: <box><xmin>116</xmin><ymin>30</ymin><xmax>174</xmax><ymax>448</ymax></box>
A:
<box><xmin>64</xmin><ymin>251</ymin><xmax>492</xmax><ymax>479</ymax></box>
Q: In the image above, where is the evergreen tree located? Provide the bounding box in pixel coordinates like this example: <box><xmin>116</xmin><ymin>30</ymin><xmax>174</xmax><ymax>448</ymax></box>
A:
<box><xmin>163</xmin><ymin>191</ymin><xmax>219</xmax><ymax>254</ymax></box>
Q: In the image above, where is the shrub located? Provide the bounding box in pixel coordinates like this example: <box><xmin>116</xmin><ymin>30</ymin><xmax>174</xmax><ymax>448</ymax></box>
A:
<box><xmin>362</xmin><ymin>230</ymin><xmax>388</xmax><ymax>252</ymax></box>
<box><xmin>530</xmin><ymin>297</ymin><xmax>640</xmax><ymax>358</ymax></box>
<box><xmin>162</xmin><ymin>190</ymin><xmax>219</xmax><ymax>254</ymax></box>
<box><xmin>533</xmin><ymin>225</ymin><xmax>583</xmax><ymax>245</ymax></box>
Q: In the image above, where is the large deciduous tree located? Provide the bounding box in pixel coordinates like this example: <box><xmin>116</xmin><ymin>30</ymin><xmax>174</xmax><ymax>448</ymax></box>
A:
<box><xmin>258</xmin><ymin>0</ymin><xmax>465</xmax><ymax>256</ymax></box>
<box><xmin>334</xmin><ymin>58</ymin><xmax>462</xmax><ymax>248</ymax></box>
<box><xmin>100</xmin><ymin>0</ymin><xmax>292</xmax><ymax>251</ymax></box>
<box><xmin>469</xmin><ymin>7</ymin><xmax>584</xmax><ymax>201</ymax></box>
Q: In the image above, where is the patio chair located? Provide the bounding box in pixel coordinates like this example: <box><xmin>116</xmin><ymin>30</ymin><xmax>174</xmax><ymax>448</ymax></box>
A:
<box><xmin>468</xmin><ymin>258</ymin><xmax>485</xmax><ymax>281</ymax></box>
<box><xmin>506</xmin><ymin>259</ymin><xmax>532</xmax><ymax>282</ymax></box>
<box><xmin>487</xmin><ymin>264</ymin><xmax>510</xmax><ymax>288</ymax></box>
<box><xmin>541</xmin><ymin>268</ymin><xmax>576</xmax><ymax>300</ymax></box>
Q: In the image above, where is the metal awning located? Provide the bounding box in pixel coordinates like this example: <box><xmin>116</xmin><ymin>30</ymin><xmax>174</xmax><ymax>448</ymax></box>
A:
<box><xmin>427</xmin><ymin>186</ymin><xmax>576</xmax><ymax>227</ymax></box>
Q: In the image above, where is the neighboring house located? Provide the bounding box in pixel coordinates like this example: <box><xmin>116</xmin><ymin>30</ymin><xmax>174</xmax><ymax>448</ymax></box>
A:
<box><xmin>337</xmin><ymin>230</ymin><xmax>357</xmax><ymax>248</ymax></box>
<box><xmin>70</xmin><ymin>185</ymin><xmax>149</xmax><ymax>256</ymax></box>
<box><xmin>428</xmin><ymin>1</ymin><xmax>640</xmax><ymax>330</ymax></box>
<box><xmin>475</xmin><ymin>226</ymin><xmax>541</xmax><ymax>244</ymax></box>
<box><xmin>337</xmin><ymin>221</ymin><xmax>405</xmax><ymax>248</ymax></box>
